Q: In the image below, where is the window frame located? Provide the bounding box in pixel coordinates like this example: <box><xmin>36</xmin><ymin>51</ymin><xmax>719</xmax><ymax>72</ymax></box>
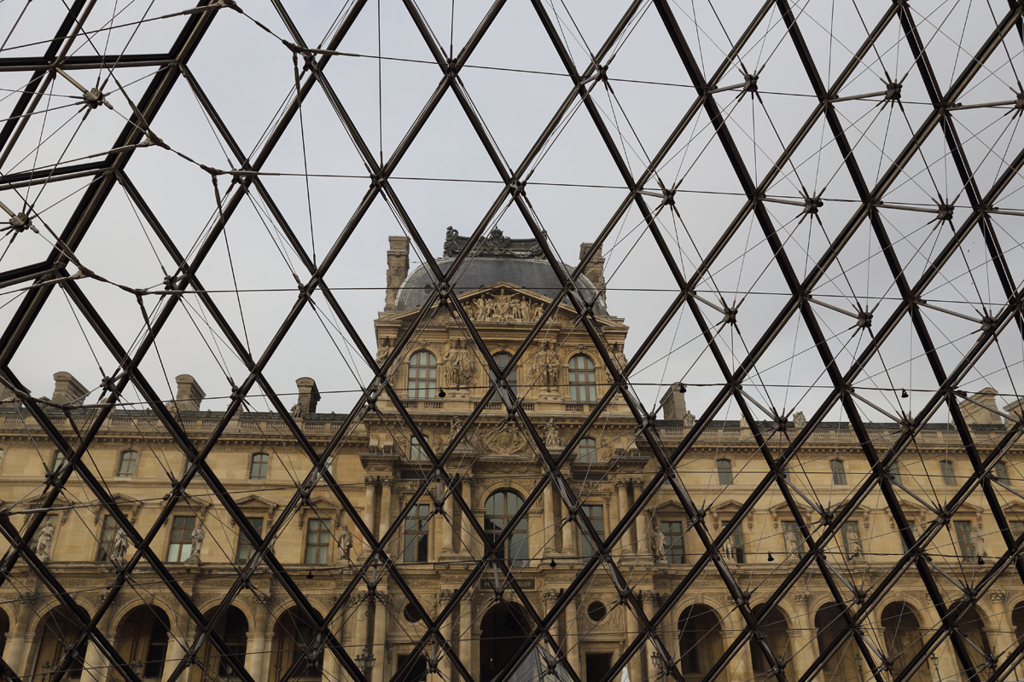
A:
<box><xmin>96</xmin><ymin>515</ymin><xmax>118</xmax><ymax>561</ymax></box>
<box><xmin>116</xmin><ymin>450</ymin><xmax>139</xmax><ymax>478</ymax></box>
<box><xmin>235</xmin><ymin>516</ymin><xmax>265</xmax><ymax>563</ymax></box>
<box><xmin>249</xmin><ymin>452</ymin><xmax>270</xmax><ymax>481</ymax></box>
<box><xmin>580</xmin><ymin>504</ymin><xmax>604</xmax><ymax>560</ymax></box>
<box><xmin>403</xmin><ymin>503</ymin><xmax>431</xmax><ymax>563</ymax></box>
<box><xmin>491</xmin><ymin>352</ymin><xmax>517</xmax><ymax>391</ymax></box>
<box><xmin>940</xmin><ymin>459</ymin><xmax>956</xmax><ymax>485</ymax></box>
<box><xmin>484</xmin><ymin>490</ymin><xmax>529</xmax><ymax>568</ymax></box>
<box><xmin>954</xmin><ymin>519</ymin><xmax>975</xmax><ymax>559</ymax></box>
<box><xmin>716</xmin><ymin>459</ymin><xmax>733</xmax><ymax>485</ymax></box>
<box><xmin>166</xmin><ymin>515</ymin><xmax>196</xmax><ymax>563</ymax></box>
<box><xmin>781</xmin><ymin>520</ymin><xmax>805</xmax><ymax>559</ymax></box>
<box><xmin>722</xmin><ymin>516</ymin><xmax>745</xmax><ymax>563</ymax></box>
<box><xmin>409</xmin><ymin>436</ymin><xmax>429</xmax><ymax>462</ymax></box>
<box><xmin>567</xmin><ymin>354</ymin><xmax>597</xmax><ymax>403</ymax></box>
<box><xmin>661</xmin><ymin>519</ymin><xmax>685</xmax><ymax>564</ymax></box>
<box><xmin>304</xmin><ymin>517</ymin><xmax>332</xmax><ymax>565</ymax></box>
<box><xmin>407</xmin><ymin>350</ymin><xmax>438</xmax><ymax>399</ymax></box>
<box><xmin>577</xmin><ymin>437</ymin><xmax>597</xmax><ymax>464</ymax></box>
<box><xmin>830</xmin><ymin>459</ymin><xmax>847</xmax><ymax>485</ymax></box>
<box><xmin>840</xmin><ymin>520</ymin><xmax>861</xmax><ymax>560</ymax></box>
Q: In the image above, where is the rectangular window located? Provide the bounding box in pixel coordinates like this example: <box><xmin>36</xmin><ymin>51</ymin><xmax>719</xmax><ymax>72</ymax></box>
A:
<box><xmin>830</xmin><ymin>460</ymin><xmax>847</xmax><ymax>485</ymax></box>
<box><xmin>410</xmin><ymin>437</ymin><xmax>428</xmax><ymax>462</ymax></box>
<box><xmin>96</xmin><ymin>515</ymin><xmax>118</xmax><ymax>561</ymax></box>
<box><xmin>236</xmin><ymin>517</ymin><xmax>265</xmax><ymax>563</ymax></box>
<box><xmin>661</xmin><ymin>520</ymin><xmax>684</xmax><ymax>564</ymax></box>
<box><xmin>403</xmin><ymin>504</ymin><xmax>430</xmax><ymax>563</ymax></box>
<box><xmin>841</xmin><ymin>521</ymin><xmax>862</xmax><ymax>559</ymax></box>
<box><xmin>52</xmin><ymin>450</ymin><xmax>67</xmax><ymax>472</ymax></box>
<box><xmin>723</xmin><ymin>517</ymin><xmax>745</xmax><ymax>563</ymax></box>
<box><xmin>117</xmin><ymin>451</ymin><xmax>138</xmax><ymax>477</ymax></box>
<box><xmin>941</xmin><ymin>459</ymin><xmax>956</xmax><ymax>485</ymax></box>
<box><xmin>954</xmin><ymin>520</ymin><xmax>975</xmax><ymax>559</ymax></box>
<box><xmin>781</xmin><ymin>520</ymin><xmax>805</xmax><ymax>558</ymax></box>
<box><xmin>890</xmin><ymin>461</ymin><xmax>903</xmax><ymax>486</ymax></box>
<box><xmin>167</xmin><ymin>516</ymin><xmax>196</xmax><ymax>562</ymax></box>
<box><xmin>304</xmin><ymin>518</ymin><xmax>331</xmax><ymax>565</ymax></box>
<box><xmin>994</xmin><ymin>459</ymin><xmax>1009</xmax><ymax>484</ymax></box>
<box><xmin>578</xmin><ymin>438</ymin><xmax>597</xmax><ymax>464</ymax></box>
<box><xmin>581</xmin><ymin>505</ymin><xmax>604</xmax><ymax>560</ymax></box>
<box><xmin>716</xmin><ymin>459</ymin><xmax>733</xmax><ymax>485</ymax></box>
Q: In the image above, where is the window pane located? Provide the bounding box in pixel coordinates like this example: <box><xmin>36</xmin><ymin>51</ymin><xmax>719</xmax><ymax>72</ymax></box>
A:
<box><xmin>491</xmin><ymin>352</ymin><xmax>517</xmax><ymax>391</ymax></box>
<box><xmin>250</xmin><ymin>453</ymin><xmax>269</xmax><ymax>480</ymax></box>
<box><xmin>954</xmin><ymin>520</ymin><xmax>975</xmax><ymax>559</ymax></box>
<box><xmin>404</xmin><ymin>504</ymin><xmax>430</xmax><ymax>562</ymax></box>
<box><xmin>578</xmin><ymin>438</ymin><xmax>597</xmax><ymax>463</ymax></box>
<box><xmin>662</xmin><ymin>521</ymin><xmax>684</xmax><ymax>564</ymax></box>
<box><xmin>723</xmin><ymin>517</ymin><xmax>744</xmax><ymax>563</ymax></box>
<box><xmin>96</xmin><ymin>515</ymin><xmax>117</xmax><ymax>561</ymax></box>
<box><xmin>581</xmin><ymin>505</ymin><xmax>603</xmax><ymax>560</ymax></box>
<box><xmin>408</xmin><ymin>350</ymin><xmax>437</xmax><ymax>399</ymax></box>
<box><xmin>485</xmin><ymin>491</ymin><xmax>528</xmax><ymax>567</ymax></box>
<box><xmin>941</xmin><ymin>460</ymin><xmax>956</xmax><ymax>485</ymax></box>
<box><xmin>717</xmin><ymin>459</ymin><xmax>732</xmax><ymax>485</ymax></box>
<box><xmin>410</xmin><ymin>437</ymin><xmax>428</xmax><ymax>462</ymax></box>
<box><xmin>167</xmin><ymin>516</ymin><xmax>196</xmax><ymax>563</ymax></box>
<box><xmin>305</xmin><ymin>518</ymin><xmax>331</xmax><ymax>565</ymax></box>
<box><xmin>830</xmin><ymin>460</ymin><xmax>847</xmax><ymax>485</ymax></box>
<box><xmin>236</xmin><ymin>517</ymin><xmax>264</xmax><ymax>563</ymax></box>
<box><xmin>782</xmin><ymin>520</ymin><xmax>805</xmax><ymax>558</ymax></box>
<box><xmin>568</xmin><ymin>354</ymin><xmax>597</xmax><ymax>403</ymax></box>
<box><xmin>117</xmin><ymin>451</ymin><xmax>138</xmax><ymax>477</ymax></box>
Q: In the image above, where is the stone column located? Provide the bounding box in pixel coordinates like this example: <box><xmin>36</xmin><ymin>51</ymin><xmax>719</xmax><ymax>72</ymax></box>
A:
<box><xmin>245</xmin><ymin>600</ymin><xmax>270</xmax><ymax>682</ymax></box>
<box><xmin>543</xmin><ymin>484</ymin><xmax>557</xmax><ymax>557</ymax></box>
<box><xmin>459</xmin><ymin>595</ymin><xmax>475</xmax><ymax>682</ymax></box>
<box><xmin>82</xmin><ymin>609</ymin><xmax>115</xmax><ymax>682</ymax></box>
<box><xmin>561</xmin><ymin>500</ymin><xmax>575</xmax><ymax>559</ymax></box>
<box><xmin>362</xmin><ymin>477</ymin><xmax>377</xmax><ymax>559</ymax></box>
<box><xmin>625</xmin><ymin>601</ymin><xmax>643</xmax><ymax>682</ymax></box>
<box><xmin>161</xmin><ymin>615</ymin><xmax>188</xmax><ymax>682</ymax></box>
<box><xmin>790</xmin><ymin>603</ymin><xmax>819</xmax><ymax>682</ymax></box>
<box><xmin>642</xmin><ymin>593</ymin><xmax>658</xmax><ymax>682</ymax></box>
<box><xmin>438</xmin><ymin>591</ymin><xmax>456</xmax><ymax>682</ymax></box>
<box><xmin>565</xmin><ymin>598</ymin><xmax>581</xmax><ymax>677</ymax></box>
<box><xmin>321</xmin><ymin>603</ymin><xmax>347</xmax><ymax>682</ymax></box>
<box><xmin>442</xmin><ymin>492</ymin><xmax>455</xmax><ymax>556</ymax></box>
<box><xmin>377</xmin><ymin>478</ymin><xmax>393</xmax><ymax>548</ymax></box>
<box><xmin>617</xmin><ymin>481</ymin><xmax>633</xmax><ymax>555</ymax></box>
<box><xmin>371</xmin><ymin>592</ymin><xmax>389</xmax><ymax>682</ymax></box>
<box><xmin>460</xmin><ymin>478</ymin><xmax>474</xmax><ymax>557</ymax></box>
<box><xmin>3</xmin><ymin>630</ymin><xmax>29</xmax><ymax>678</ymax></box>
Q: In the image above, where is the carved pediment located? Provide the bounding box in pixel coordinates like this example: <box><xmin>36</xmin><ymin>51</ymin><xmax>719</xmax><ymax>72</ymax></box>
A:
<box><xmin>232</xmin><ymin>494</ymin><xmax>280</xmax><ymax>525</ymax></box>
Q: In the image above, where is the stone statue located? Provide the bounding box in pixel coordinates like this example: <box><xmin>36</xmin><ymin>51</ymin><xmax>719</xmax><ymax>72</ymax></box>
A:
<box><xmin>682</xmin><ymin>410</ymin><xmax>695</xmax><ymax>427</ymax></box>
<box><xmin>606</xmin><ymin>343</ymin><xmax>628</xmax><ymax>383</ymax></box>
<box><xmin>110</xmin><ymin>527</ymin><xmax>129</xmax><ymax>568</ymax></box>
<box><xmin>443</xmin><ymin>226</ymin><xmax>459</xmax><ymax>257</ymax></box>
<box><xmin>35</xmin><ymin>522</ymin><xmax>55</xmax><ymax>562</ymax></box>
<box><xmin>722</xmin><ymin>534</ymin><xmax>735</xmax><ymax>562</ymax></box>
<box><xmin>972</xmin><ymin>528</ymin><xmax>985</xmax><ymax>558</ymax></box>
<box><xmin>651</xmin><ymin>524</ymin><xmax>666</xmax><ymax>563</ymax></box>
<box><xmin>443</xmin><ymin>338</ymin><xmax>473</xmax><ymax>389</ymax></box>
<box><xmin>444</xmin><ymin>417</ymin><xmax>464</xmax><ymax>448</ymax></box>
<box><xmin>793</xmin><ymin>411</ymin><xmax>806</xmax><ymax>428</ymax></box>
<box><xmin>339</xmin><ymin>522</ymin><xmax>353</xmax><ymax>566</ymax></box>
<box><xmin>533</xmin><ymin>342</ymin><xmax>558</xmax><ymax>389</ymax></box>
<box><xmin>845</xmin><ymin>526</ymin><xmax>862</xmax><ymax>560</ymax></box>
<box><xmin>543</xmin><ymin>418</ymin><xmax>563</xmax><ymax>449</ymax></box>
<box><xmin>784</xmin><ymin>528</ymin><xmax>800</xmax><ymax>557</ymax></box>
<box><xmin>376</xmin><ymin>337</ymin><xmax>392</xmax><ymax>365</ymax></box>
<box><xmin>186</xmin><ymin>521</ymin><xmax>205</xmax><ymax>563</ymax></box>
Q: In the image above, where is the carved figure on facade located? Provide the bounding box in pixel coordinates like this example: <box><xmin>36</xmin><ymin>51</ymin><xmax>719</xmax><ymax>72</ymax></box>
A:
<box><xmin>469</xmin><ymin>292</ymin><xmax>541</xmax><ymax>323</ymax></box>
<box><xmin>722</xmin><ymin>534</ymin><xmax>735</xmax><ymax>562</ymax></box>
<box><xmin>35</xmin><ymin>523</ymin><xmax>55</xmax><ymax>562</ymax></box>
<box><xmin>110</xmin><ymin>527</ymin><xmax>130</xmax><ymax>569</ymax></box>
<box><xmin>444</xmin><ymin>417</ymin><xmax>464</xmax><ymax>448</ymax></box>
<box><xmin>605</xmin><ymin>343</ymin><xmax>628</xmax><ymax>383</ymax></box>
<box><xmin>783</xmin><ymin>528</ymin><xmax>800</xmax><ymax>558</ymax></box>
<box><xmin>845</xmin><ymin>526</ymin><xmax>862</xmax><ymax>561</ymax></box>
<box><xmin>492</xmin><ymin>423</ymin><xmax>528</xmax><ymax>457</ymax></box>
<box><xmin>543</xmin><ymin>419</ymin><xmax>563</xmax><ymax>450</ymax></box>
<box><xmin>443</xmin><ymin>338</ymin><xmax>474</xmax><ymax>389</ymax></box>
<box><xmin>972</xmin><ymin>527</ymin><xmax>986</xmax><ymax>558</ymax></box>
<box><xmin>376</xmin><ymin>337</ymin><xmax>392</xmax><ymax>365</ymax></box>
<box><xmin>793</xmin><ymin>411</ymin><xmax>806</xmax><ymax>428</ymax></box>
<box><xmin>532</xmin><ymin>342</ymin><xmax>559</xmax><ymax>389</ymax></box>
<box><xmin>651</xmin><ymin>522</ymin><xmax>666</xmax><ymax>563</ymax></box>
<box><xmin>186</xmin><ymin>521</ymin><xmax>205</xmax><ymax>563</ymax></box>
<box><xmin>339</xmin><ymin>522</ymin><xmax>353</xmax><ymax>566</ymax></box>
<box><xmin>682</xmin><ymin>411</ymin><xmax>695</xmax><ymax>427</ymax></box>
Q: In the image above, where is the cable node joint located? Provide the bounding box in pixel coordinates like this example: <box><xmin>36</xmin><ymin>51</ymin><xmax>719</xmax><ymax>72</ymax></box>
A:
<box><xmin>743</xmin><ymin>73</ymin><xmax>759</xmax><ymax>95</ymax></box>
<box><xmin>885</xmin><ymin>82</ymin><xmax>902</xmax><ymax>102</ymax></box>
<box><xmin>7</xmin><ymin>213</ymin><xmax>34</xmax><ymax>234</ymax></box>
<box><xmin>803</xmin><ymin>196</ymin><xmax>823</xmax><ymax>215</ymax></box>
<box><xmin>936</xmin><ymin>204</ymin><xmax>955</xmax><ymax>223</ymax></box>
<box><xmin>856</xmin><ymin>309</ymin><xmax>872</xmax><ymax>329</ymax></box>
<box><xmin>83</xmin><ymin>88</ymin><xmax>105</xmax><ymax>109</ymax></box>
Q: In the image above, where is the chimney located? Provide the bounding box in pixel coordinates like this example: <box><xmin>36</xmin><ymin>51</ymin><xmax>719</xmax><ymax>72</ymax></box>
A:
<box><xmin>1007</xmin><ymin>397</ymin><xmax>1024</xmax><ymax>424</ymax></box>
<box><xmin>959</xmin><ymin>387</ymin><xmax>1002</xmax><ymax>426</ymax></box>
<box><xmin>660</xmin><ymin>381</ymin><xmax>687</xmax><ymax>421</ymax></box>
<box><xmin>579</xmin><ymin>242</ymin><xmax>606</xmax><ymax>305</ymax></box>
<box><xmin>52</xmin><ymin>372</ymin><xmax>88</xmax><ymax>406</ymax></box>
<box><xmin>385</xmin><ymin>236</ymin><xmax>410</xmax><ymax>311</ymax></box>
<box><xmin>295</xmin><ymin>377</ymin><xmax>320</xmax><ymax>415</ymax></box>
<box><xmin>173</xmin><ymin>375</ymin><xmax>205</xmax><ymax>412</ymax></box>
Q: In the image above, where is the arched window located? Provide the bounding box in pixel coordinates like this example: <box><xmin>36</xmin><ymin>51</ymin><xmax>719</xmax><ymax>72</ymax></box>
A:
<box><xmin>491</xmin><ymin>352</ymin><xmax>517</xmax><ymax>390</ymax></box>
<box><xmin>249</xmin><ymin>453</ymin><xmax>269</xmax><ymax>480</ymax></box>
<box><xmin>568</xmin><ymin>354</ymin><xmax>597</xmax><ymax>403</ymax></box>
<box><xmin>408</xmin><ymin>350</ymin><xmax>437</xmax><ymax>399</ymax></box>
<box><xmin>578</xmin><ymin>437</ymin><xmax>597</xmax><ymax>463</ymax></box>
<box><xmin>830</xmin><ymin>459</ymin><xmax>847</xmax><ymax>485</ymax></box>
<box><xmin>485</xmin><ymin>491</ymin><xmax>528</xmax><ymax>567</ymax></box>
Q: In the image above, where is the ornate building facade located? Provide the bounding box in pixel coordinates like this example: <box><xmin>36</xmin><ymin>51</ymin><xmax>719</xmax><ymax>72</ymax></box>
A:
<box><xmin>0</xmin><ymin>231</ymin><xmax>1021</xmax><ymax>682</ymax></box>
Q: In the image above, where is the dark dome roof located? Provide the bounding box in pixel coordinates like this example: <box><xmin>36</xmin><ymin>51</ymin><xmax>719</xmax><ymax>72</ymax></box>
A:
<box><xmin>394</xmin><ymin>257</ymin><xmax>608</xmax><ymax>315</ymax></box>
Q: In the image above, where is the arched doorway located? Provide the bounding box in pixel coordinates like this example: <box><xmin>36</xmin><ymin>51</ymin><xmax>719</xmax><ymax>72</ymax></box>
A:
<box><xmin>190</xmin><ymin>606</ymin><xmax>248</xmax><ymax>682</ymax></box>
<box><xmin>271</xmin><ymin>606</ymin><xmax>323</xmax><ymax>681</ymax></box>
<box><xmin>881</xmin><ymin>602</ymin><xmax>927</xmax><ymax>682</ymax></box>
<box><xmin>815</xmin><ymin>603</ymin><xmax>860</xmax><ymax>682</ymax></box>
<box><xmin>678</xmin><ymin>604</ymin><xmax>724</xmax><ymax>682</ymax></box>
<box><xmin>750</xmin><ymin>605</ymin><xmax>790</xmax><ymax>679</ymax></box>
<box><xmin>957</xmin><ymin>605</ymin><xmax>992</xmax><ymax>682</ymax></box>
<box><xmin>113</xmin><ymin>606</ymin><xmax>169</xmax><ymax>681</ymax></box>
<box><xmin>31</xmin><ymin>608</ymin><xmax>88</xmax><ymax>681</ymax></box>
<box><xmin>480</xmin><ymin>602</ymin><xmax>529</xmax><ymax>682</ymax></box>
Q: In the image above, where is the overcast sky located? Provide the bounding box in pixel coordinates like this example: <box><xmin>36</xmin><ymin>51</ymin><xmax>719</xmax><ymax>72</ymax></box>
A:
<box><xmin>1</xmin><ymin>0</ymin><xmax>1022</xmax><ymax>425</ymax></box>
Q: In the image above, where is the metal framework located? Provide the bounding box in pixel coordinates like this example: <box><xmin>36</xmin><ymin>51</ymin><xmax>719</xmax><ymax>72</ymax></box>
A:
<box><xmin>1</xmin><ymin>2</ymin><xmax>1023</xmax><ymax>682</ymax></box>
